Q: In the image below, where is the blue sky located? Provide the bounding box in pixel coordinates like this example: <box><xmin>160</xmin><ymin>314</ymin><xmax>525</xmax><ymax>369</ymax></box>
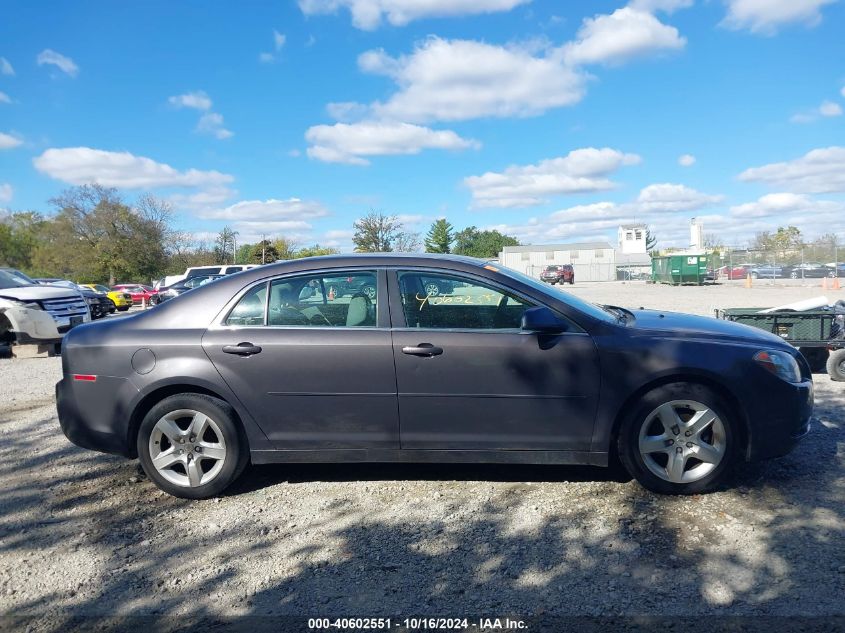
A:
<box><xmin>1</xmin><ymin>0</ymin><xmax>844</xmax><ymax>251</ymax></box>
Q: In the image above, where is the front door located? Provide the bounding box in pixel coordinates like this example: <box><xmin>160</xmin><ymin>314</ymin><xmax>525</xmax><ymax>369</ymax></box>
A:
<box><xmin>203</xmin><ymin>268</ymin><xmax>399</xmax><ymax>449</ymax></box>
<box><xmin>389</xmin><ymin>269</ymin><xmax>600</xmax><ymax>451</ymax></box>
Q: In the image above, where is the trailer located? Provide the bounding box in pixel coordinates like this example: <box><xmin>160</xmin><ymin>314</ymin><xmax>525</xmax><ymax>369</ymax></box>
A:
<box><xmin>715</xmin><ymin>307</ymin><xmax>845</xmax><ymax>380</ymax></box>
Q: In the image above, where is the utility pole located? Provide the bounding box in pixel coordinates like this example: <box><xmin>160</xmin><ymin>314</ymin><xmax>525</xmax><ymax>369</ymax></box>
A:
<box><xmin>232</xmin><ymin>234</ymin><xmax>237</xmax><ymax>265</ymax></box>
<box><xmin>262</xmin><ymin>234</ymin><xmax>266</xmax><ymax>264</ymax></box>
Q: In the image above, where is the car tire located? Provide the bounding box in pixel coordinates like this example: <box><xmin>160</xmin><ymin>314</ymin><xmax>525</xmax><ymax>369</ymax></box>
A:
<box><xmin>108</xmin><ymin>300</ymin><xmax>116</xmax><ymax>313</ymax></box>
<box><xmin>569</xmin><ymin>279</ymin><xmax>574</xmax><ymax>285</ymax></box>
<box><xmin>827</xmin><ymin>349</ymin><xmax>845</xmax><ymax>382</ymax></box>
<box><xmin>118</xmin><ymin>306</ymin><xmax>130</xmax><ymax>312</ymax></box>
<box><xmin>424</xmin><ymin>282</ymin><xmax>441</xmax><ymax>297</ymax></box>
<box><xmin>618</xmin><ymin>382</ymin><xmax>740</xmax><ymax>495</ymax></box>
<box><xmin>137</xmin><ymin>394</ymin><xmax>249</xmax><ymax>499</ymax></box>
<box><xmin>790</xmin><ymin>271</ymin><xmax>798</xmax><ymax>279</ymax></box>
<box><xmin>751</xmin><ymin>272</ymin><xmax>758</xmax><ymax>279</ymax></box>
<box><xmin>361</xmin><ymin>284</ymin><xmax>376</xmax><ymax>300</ymax></box>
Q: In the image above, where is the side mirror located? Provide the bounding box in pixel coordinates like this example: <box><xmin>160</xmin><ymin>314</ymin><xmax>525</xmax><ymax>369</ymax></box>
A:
<box><xmin>521</xmin><ymin>306</ymin><xmax>568</xmax><ymax>334</ymax></box>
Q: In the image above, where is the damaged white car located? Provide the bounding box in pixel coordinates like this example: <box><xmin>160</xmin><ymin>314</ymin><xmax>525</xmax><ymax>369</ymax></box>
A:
<box><xmin>0</xmin><ymin>268</ymin><xmax>91</xmax><ymax>345</ymax></box>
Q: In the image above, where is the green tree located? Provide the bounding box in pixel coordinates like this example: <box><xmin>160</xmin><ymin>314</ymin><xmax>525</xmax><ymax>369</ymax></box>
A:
<box><xmin>214</xmin><ymin>226</ymin><xmax>238</xmax><ymax>264</ymax></box>
<box><xmin>452</xmin><ymin>226</ymin><xmax>519</xmax><ymax>258</ymax></box>
<box><xmin>645</xmin><ymin>226</ymin><xmax>657</xmax><ymax>251</ymax></box>
<box><xmin>753</xmin><ymin>226</ymin><xmax>803</xmax><ymax>262</ymax></box>
<box><xmin>296</xmin><ymin>244</ymin><xmax>340</xmax><ymax>258</ymax></box>
<box><xmin>37</xmin><ymin>185</ymin><xmax>171</xmax><ymax>284</ymax></box>
<box><xmin>424</xmin><ymin>219</ymin><xmax>454</xmax><ymax>253</ymax></box>
<box><xmin>272</xmin><ymin>237</ymin><xmax>299</xmax><ymax>260</ymax></box>
<box><xmin>0</xmin><ymin>211</ymin><xmax>46</xmax><ymax>270</ymax></box>
<box><xmin>352</xmin><ymin>211</ymin><xmax>401</xmax><ymax>252</ymax></box>
<box><xmin>394</xmin><ymin>232</ymin><xmax>421</xmax><ymax>253</ymax></box>
<box><xmin>250</xmin><ymin>239</ymin><xmax>280</xmax><ymax>263</ymax></box>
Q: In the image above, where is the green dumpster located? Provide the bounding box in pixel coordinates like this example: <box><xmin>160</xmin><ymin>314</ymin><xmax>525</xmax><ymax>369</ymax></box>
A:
<box><xmin>651</xmin><ymin>254</ymin><xmax>711</xmax><ymax>285</ymax></box>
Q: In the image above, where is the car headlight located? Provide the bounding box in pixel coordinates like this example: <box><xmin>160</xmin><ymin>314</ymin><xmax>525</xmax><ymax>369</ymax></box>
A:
<box><xmin>86</xmin><ymin>297</ymin><xmax>97</xmax><ymax>305</ymax></box>
<box><xmin>753</xmin><ymin>350</ymin><xmax>802</xmax><ymax>383</ymax></box>
<box><xmin>6</xmin><ymin>298</ymin><xmax>43</xmax><ymax>311</ymax></box>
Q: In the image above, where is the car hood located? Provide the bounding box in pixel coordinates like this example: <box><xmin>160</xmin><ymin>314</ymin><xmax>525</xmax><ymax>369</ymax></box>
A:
<box><xmin>0</xmin><ymin>286</ymin><xmax>82</xmax><ymax>301</ymax></box>
<box><xmin>629</xmin><ymin>309</ymin><xmax>789</xmax><ymax>346</ymax></box>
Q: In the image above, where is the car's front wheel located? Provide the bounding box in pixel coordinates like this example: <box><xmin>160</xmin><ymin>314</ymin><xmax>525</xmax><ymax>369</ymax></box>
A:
<box><xmin>618</xmin><ymin>383</ymin><xmax>739</xmax><ymax>494</ymax></box>
<box><xmin>137</xmin><ymin>394</ymin><xmax>249</xmax><ymax>499</ymax></box>
<box><xmin>827</xmin><ymin>349</ymin><xmax>845</xmax><ymax>382</ymax></box>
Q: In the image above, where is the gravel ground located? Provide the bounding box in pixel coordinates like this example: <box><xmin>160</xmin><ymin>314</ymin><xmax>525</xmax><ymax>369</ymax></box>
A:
<box><xmin>0</xmin><ymin>282</ymin><xmax>843</xmax><ymax>629</ymax></box>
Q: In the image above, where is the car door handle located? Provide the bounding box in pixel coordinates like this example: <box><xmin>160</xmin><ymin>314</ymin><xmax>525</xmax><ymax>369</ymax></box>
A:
<box><xmin>402</xmin><ymin>343</ymin><xmax>443</xmax><ymax>357</ymax></box>
<box><xmin>222</xmin><ymin>342</ymin><xmax>262</xmax><ymax>356</ymax></box>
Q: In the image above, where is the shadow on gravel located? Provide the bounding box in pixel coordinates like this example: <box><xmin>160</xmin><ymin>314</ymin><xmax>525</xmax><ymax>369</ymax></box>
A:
<box><xmin>2</xmin><ymin>385</ymin><xmax>843</xmax><ymax>631</ymax></box>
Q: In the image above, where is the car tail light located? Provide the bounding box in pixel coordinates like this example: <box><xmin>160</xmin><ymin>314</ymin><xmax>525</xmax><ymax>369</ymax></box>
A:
<box><xmin>73</xmin><ymin>374</ymin><xmax>97</xmax><ymax>382</ymax></box>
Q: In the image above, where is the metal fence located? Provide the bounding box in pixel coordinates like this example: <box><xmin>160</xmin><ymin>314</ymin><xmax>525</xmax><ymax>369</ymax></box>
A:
<box><xmin>521</xmin><ymin>263</ymin><xmax>640</xmax><ymax>283</ymax></box>
<box><xmin>715</xmin><ymin>245</ymin><xmax>844</xmax><ymax>283</ymax></box>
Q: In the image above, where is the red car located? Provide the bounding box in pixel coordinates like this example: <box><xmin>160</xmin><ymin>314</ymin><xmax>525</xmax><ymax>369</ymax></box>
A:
<box><xmin>717</xmin><ymin>265</ymin><xmax>751</xmax><ymax>280</ymax></box>
<box><xmin>112</xmin><ymin>284</ymin><xmax>159</xmax><ymax>305</ymax></box>
<box><xmin>540</xmin><ymin>264</ymin><xmax>575</xmax><ymax>285</ymax></box>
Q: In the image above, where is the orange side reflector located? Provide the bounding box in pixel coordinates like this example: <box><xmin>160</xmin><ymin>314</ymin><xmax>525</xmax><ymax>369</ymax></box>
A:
<box><xmin>483</xmin><ymin>264</ymin><xmax>499</xmax><ymax>272</ymax></box>
<box><xmin>73</xmin><ymin>374</ymin><xmax>97</xmax><ymax>382</ymax></box>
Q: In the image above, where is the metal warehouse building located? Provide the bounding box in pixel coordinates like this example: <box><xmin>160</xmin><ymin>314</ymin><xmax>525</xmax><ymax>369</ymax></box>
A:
<box><xmin>499</xmin><ymin>242</ymin><xmax>617</xmax><ymax>282</ymax></box>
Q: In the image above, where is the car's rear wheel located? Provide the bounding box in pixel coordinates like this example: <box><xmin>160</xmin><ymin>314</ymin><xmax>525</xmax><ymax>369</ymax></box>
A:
<box><xmin>137</xmin><ymin>394</ymin><xmax>249</xmax><ymax>499</ymax></box>
<box><xmin>618</xmin><ymin>383</ymin><xmax>739</xmax><ymax>494</ymax></box>
<box><xmin>424</xmin><ymin>282</ymin><xmax>441</xmax><ymax>297</ymax></box>
<box><xmin>827</xmin><ymin>349</ymin><xmax>845</xmax><ymax>382</ymax></box>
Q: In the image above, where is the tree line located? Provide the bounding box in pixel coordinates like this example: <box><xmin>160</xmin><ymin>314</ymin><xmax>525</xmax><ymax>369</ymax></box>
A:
<box><xmin>0</xmin><ymin>188</ymin><xmax>521</xmax><ymax>285</ymax></box>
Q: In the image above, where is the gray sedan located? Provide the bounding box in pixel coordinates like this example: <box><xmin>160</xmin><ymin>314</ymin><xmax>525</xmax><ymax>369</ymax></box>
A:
<box><xmin>57</xmin><ymin>254</ymin><xmax>812</xmax><ymax>499</ymax></box>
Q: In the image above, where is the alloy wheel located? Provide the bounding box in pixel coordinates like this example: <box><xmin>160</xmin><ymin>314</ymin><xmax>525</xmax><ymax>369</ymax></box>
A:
<box><xmin>148</xmin><ymin>409</ymin><xmax>227</xmax><ymax>488</ymax></box>
<box><xmin>637</xmin><ymin>400</ymin><xmax>726</xmax><ymax>484</ymax></box>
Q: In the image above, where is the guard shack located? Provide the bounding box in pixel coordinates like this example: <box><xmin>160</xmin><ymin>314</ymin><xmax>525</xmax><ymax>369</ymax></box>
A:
<box><xmin>652</xmin><ymin>253</ymin><xmax>712</xmax><ymax>285</ymax></box>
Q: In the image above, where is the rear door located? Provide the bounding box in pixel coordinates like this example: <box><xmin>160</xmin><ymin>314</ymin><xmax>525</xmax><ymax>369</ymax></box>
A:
<box><xmin>389</xmin><ymin>268</ymin><xmax>600</xmax><ymax>451</ymax></box>
<box><xmin>203</xmin><ymin>268</ymin><xmax>399</xmax><ymax>449</ymax></box>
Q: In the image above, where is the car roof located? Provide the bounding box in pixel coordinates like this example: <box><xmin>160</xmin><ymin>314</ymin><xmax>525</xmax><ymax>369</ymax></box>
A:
<box><xmin>258</xmin><ymin>253</ymin><xmax>492</xmax><ymax>270</ymax></box>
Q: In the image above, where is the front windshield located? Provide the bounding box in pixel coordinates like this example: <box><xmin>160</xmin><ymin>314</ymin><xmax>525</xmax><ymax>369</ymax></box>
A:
<box><xmin>2</xmin><ymin>269</ymin><xmax>36</xmax><ymax>285</ymax></box>
<box><xmin>0</xmin><ymin>270</ymin><xmax>32</xmax><ymax>290</ymax></box>
<box><xmin>495</xmin><ymin>265</ymin><xmax>618</xmax><ymax>324</ymax></box>
<box><xmin>94</xmin><ymin>285</ymin><xmax>110</xmax><ymax>293</ymax></box>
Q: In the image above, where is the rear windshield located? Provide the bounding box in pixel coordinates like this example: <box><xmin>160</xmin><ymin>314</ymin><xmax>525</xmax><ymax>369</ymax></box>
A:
<box><xmin>545</xmin><ymin>266</ymin><xmax>560</xmax><ymax>271</ymax></box>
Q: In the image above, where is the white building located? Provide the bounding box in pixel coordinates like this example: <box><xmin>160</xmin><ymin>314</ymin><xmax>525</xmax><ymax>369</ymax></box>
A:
<box><xmin>618</xmin><ymin>224</ymin><xmax>647</xmax><ymax>254</ymax></box>
<box><xmin>499</xmin><ymin>242</ymin><xmax>617</xmax><ymax>282</ymax></box>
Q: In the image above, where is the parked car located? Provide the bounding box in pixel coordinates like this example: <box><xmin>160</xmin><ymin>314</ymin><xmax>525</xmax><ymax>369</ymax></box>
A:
<box><xmin>160</xmin><ymin>264</ymin><xmax>260</xmax><ymax>289</ymax></box>
<box><xmin>156</xmin><ymin>275</ymin><xmax>224</xmax><ymax>303</ymax></box>
<box><xmin>717</xmin><ymin>265</ymin><xmax>751</xmax><ymax>280</ymax></box>
<box><xmin>35</xmin><ymin>279</ymin><xmax>112</xmax><ymax>320</ymax></box>
<box><xmin>80</xmin><ymin>284</ymin><xmax>133</xmax><ymax>312</ymax></box>
<box><xmin>784</xmin><ymin>262</ymin><xmax>836</xmax><ymax>279</ymax></box>
<box><xmin>0</xmin><ymin>268</ymin><xmax>90</xmax><ymax>345</ymax></box>
<box><xmin>57</xmin><ymin>254</ymin><xmax>812</xmax><ymax>499</ymax></box>
<box><xmin>748</xmin><ymin>264</ymin><xmax>784</xmax><ymax>279</ymax></box>
<box><xmin>541</xmin><ymin>264</ymin><xmax>575</xmax><ymax>285</ymax></box>
<box><xmin>112</xmin><ymin>284</ymin><xmax>158</xmax><ymax>305</ymax></box>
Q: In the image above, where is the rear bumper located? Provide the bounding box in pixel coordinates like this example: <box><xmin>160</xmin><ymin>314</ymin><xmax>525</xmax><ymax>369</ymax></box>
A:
<box><xmin>746</xmin><ymin>378</ymin><xmax>813</xmax><ymax>461</ymax></box>
<box><xmin>56</xmin><ymin>376</ymin><xmax>139</xmax><ymax>458</ymax></box>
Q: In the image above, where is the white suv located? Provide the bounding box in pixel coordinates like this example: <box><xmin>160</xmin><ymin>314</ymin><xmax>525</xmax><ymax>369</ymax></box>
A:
<box><xmin>0</xmin><ymin>268</ymin><xmax>91</xmax><ymax>345</ymax></box>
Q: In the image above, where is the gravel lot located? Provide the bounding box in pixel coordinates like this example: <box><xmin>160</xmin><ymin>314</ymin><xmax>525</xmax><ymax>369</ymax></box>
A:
<box><xmin>1</xmin><ymin>281</ymin><xmax>843</xmax><ymax>629</ymax></box>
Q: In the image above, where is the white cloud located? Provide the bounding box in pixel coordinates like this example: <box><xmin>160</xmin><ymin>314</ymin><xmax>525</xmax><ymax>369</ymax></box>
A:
<box><xmin>678</xmin><ymin>153</ymin><xmax>696</xmax><ymax>166</ymax></box>
<box><xmin>305</xmin><ymin>121</ymin><xmax>479</xmax><ymax>165</ymax></box>
<box><xmin>730</xmin><ymin>192</ymin><xmax>843</xmax><ymax>218</ymax></box>
<box><xmin>274</xmin><ymin>30</ymin><xmax>286</xmax><ymax>50</ymax></box>
<box><xmin>738</xmin><ymin>146</ymin><xmax>845</xmax><ymax>193</ymax></box>
<box><xmin>721</xmin><ymin>0</ymin><xmax>836</xmax><ymax>35</ymax></box>
<box><xmin>629</xmin><ymin>0</ymin><xmax>694</xmax><ymax>13</ymax></box>
<box><xmin>361</xmin><ymin>38</ymin><xmax>585</xmax><ymax>123</ymax></box>
<box><xmin>0</xmin><ymin>91</ymin><xmax>11</xmax><ymax>104</ymax></box>
<box><xmin>0</xmin><ymin>132</ymin><xmax>23</xmax><ymax>149</ymax></box>
<box><xmin>0</xmin><ymin>57</ymin><xmax>14</xmax><ymax>76</ymax></box>
<box><xmin>463</xmin><ymin>148</ymin><xmax>642</xmax><ymax>208</ymax></box>
<box><xmin>819</xmin><ymin>100</ymin><xmax>843</xmax><ymax>117</ymax></box>
<box><xmin>792</xmin><ymin>100</ymin><xmax>844</xmax><ymax>123</ymax></box>
<box><xmin>298</xmin><ymin>0</ymin><xmax>530</xmax><ymax>30</ymax></box>
<box><xmin>259</xmin><ymin>52</ymin><xmax>275</xmax><ymax>63</ymax></box>
<box><xmin>32</xmin><ymin>147</ymin><xmax>234</xmax><ymax>189</ymax></box>
<box><xmin>168</xmin><ymin>91</ymin><xmax>212</xmax><ymax>111</ymax></box>
<box><xmin>842</xmin><ymin>85</ymin><xmax>845</xmax><ymax>99</ymax></box>
<box><xmin>197</xmin><ymin>198</ymin><xmax>330</xmax><ymax>221</ymax></box>
<box><xmin>36</xmin><ymin>49</ymin><xmax>79</xmax><ymax>77</ymax></box>
<box><xmin>0</xmin><ymin>183</ymin><xmax>12</xmax><ymax>204</ymax></box>
<box><xmin>196</xmin><ymin>112</ymin><xmax>234</xmax><ymax>139</ymax></box>
<box><xmin>635</xmin><ymin>183</ymin><xmax>723</xmax><ymax>212</ymax></box>
<box><xmin>326</xmin><ymin>101</ymin><xmax>369</xmax><ymax>122</ymax></box>
<box><xmin>562</xmin><ymin>7</ymin><xmax>686</xmax><ymax>66</ymax></box>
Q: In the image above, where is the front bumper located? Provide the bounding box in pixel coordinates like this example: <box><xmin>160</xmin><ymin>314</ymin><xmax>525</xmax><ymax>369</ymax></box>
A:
<box><xmin>56</xmin><ymin>375</ymin><xmax>139</xmax><ymax>458</ymax></box>
<box><xmin>745</xmin><ymin>378</ymin><xmax>813</xmax><ymax>461</ymax></box>
<box><xmin>3</xmin><ymin>305</ymin><xmax>62</xmax><ymax>341</ymax></box>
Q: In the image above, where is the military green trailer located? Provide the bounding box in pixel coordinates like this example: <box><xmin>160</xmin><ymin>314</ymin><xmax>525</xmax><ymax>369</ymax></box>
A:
<box><xmin>716</xmin><ymin>307</ymin><xmax>845</xmax><ymax>380</ymax></box>
<box><xmin>651</xmin><ymin>254</ymin><xmax>713</xmax><ymax>285</ymax></box>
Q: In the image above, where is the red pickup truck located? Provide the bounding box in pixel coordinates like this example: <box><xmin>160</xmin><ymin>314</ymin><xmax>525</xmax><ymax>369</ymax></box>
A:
<box><xmin>540</xmin><ymin>264</ymin><xmax>575</xmax><ymax>285</ymax></box>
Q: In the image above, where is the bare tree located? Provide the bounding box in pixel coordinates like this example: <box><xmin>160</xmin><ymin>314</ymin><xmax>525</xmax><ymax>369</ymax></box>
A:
<box><xmin>352</xmin><ymin>211</ymin><xmax>401</xmax><ymax>252</ymax></box>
